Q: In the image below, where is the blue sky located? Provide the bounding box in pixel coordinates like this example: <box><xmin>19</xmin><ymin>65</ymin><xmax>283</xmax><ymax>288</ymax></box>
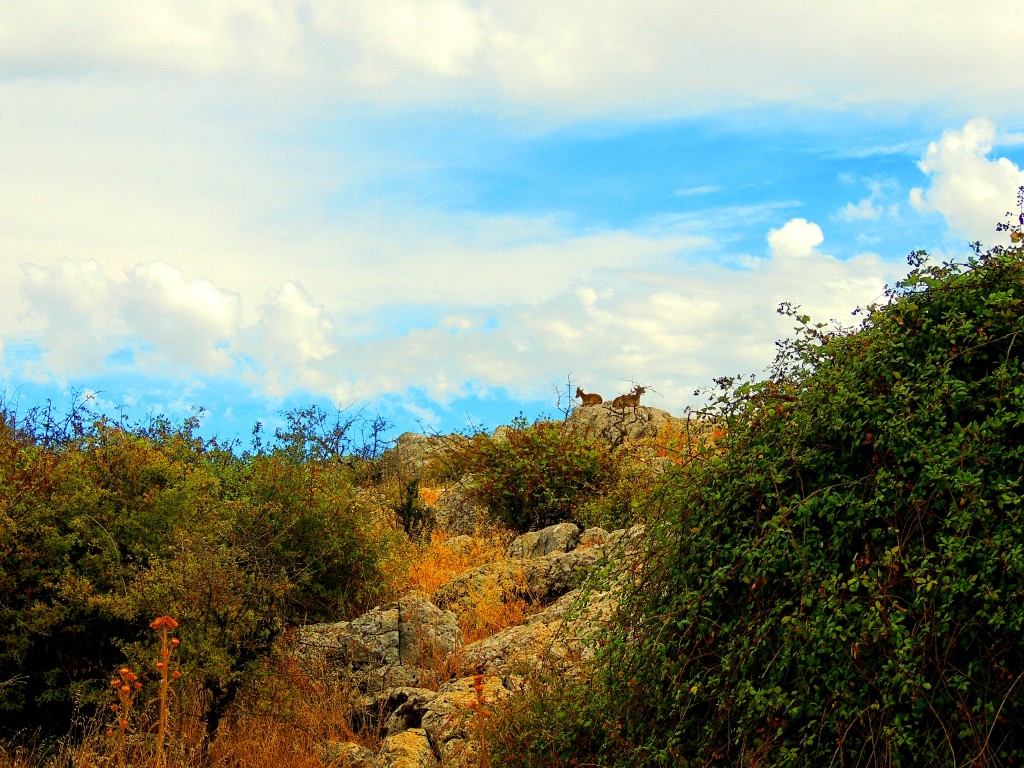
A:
<box><xmin>2</xmin><ymin>1</ymin><xmax>1024</xmax><ymax>445</ymax></box>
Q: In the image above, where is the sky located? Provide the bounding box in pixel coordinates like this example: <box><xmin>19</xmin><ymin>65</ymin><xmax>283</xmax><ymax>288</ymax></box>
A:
<box><xmin>3</xmin><ymin>1</ymin><xmax>1024</xmax><ymax>445</ymax></box>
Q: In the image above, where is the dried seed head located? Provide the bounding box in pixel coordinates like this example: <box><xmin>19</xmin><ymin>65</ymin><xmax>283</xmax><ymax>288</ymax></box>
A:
<box><xmin>150</xmin><ymin>616</ymin><xmax>179</xmax><ymax>630</ymax></box>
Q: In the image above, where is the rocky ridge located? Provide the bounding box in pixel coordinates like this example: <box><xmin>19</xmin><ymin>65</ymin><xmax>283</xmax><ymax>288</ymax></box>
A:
<box><xmin>296</xmin><ymin>520</ymin><xmax>646</xmax><ymax>767</ymax></box>
<box><xmin>299</xmin><ymin>404</ymin><xmax>683</xmax><ymax>766</ymax></box>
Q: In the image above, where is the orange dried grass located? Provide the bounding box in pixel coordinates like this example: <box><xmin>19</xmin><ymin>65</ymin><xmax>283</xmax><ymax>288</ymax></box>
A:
<box><xmin>655</xmin><ymin>419</ymin><xmax>727</xmax><ymax>464</ymax></box>
<box><xmin>402</xmin><ymin>531</ymin><xmax>508</xmax><ymax>597</ymax></box>
<box><xmin>458</xmin><ymin>582</ymin><xmax>533</xmax><ymax>645</ymax></box>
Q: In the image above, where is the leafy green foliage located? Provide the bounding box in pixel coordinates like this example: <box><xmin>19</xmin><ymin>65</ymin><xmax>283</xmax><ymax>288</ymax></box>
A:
<box><xmin>612</xmin><ymin>245</ymin><xmax>1024</xmax><ymax>766</ymax></box>
<box><xmin>497</xmin><ymin>228</ymin><xmax>1024</xmax><ymax>765</ymax></box>
<box><xmin>488</xmin><ymin>671</ymin><xmax>616</xmax><ymax>768</ymax></box>
<box><xmin>0</xmin><ymin>402</ymin><xmax>396</xmax><ymax>742</ymax></box>
<box><xmin>459</xmin><ymin>416</ymin><xmax>621</xmax><ymax>532</ymax></box>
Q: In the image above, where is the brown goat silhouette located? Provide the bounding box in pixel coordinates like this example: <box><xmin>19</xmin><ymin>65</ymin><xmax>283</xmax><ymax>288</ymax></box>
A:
<box><xmin>575</xmin><ymin>386</ymin><xmax>603</xmax><ymax>406</ymax></box>
<box><xmin>612</xmin><ymin>385</ymin><xmax>646</xmax><ymax>409</ymax></box>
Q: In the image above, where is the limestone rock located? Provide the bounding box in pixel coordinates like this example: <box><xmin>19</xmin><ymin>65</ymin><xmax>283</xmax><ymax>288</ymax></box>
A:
<box><xmin>375</xmin><ymin>728</ymin><xmax>438</xmax><ymax>768</ymax></box>
<box><xmin>459</xmin><ymin>587</ymin><xmax>618</xmax><ymax>681</ymax></box>
<box><xmin>568</xmin><ymin>403</ymin><xmax>677</xmax><ymax>447</ymax></box>
<box><xmin>508</xmin><ymin>522</ymin><xmax>580</xmax><ymax>559</ymax></box>
<box><xmin>321</xmin><ymin>740</ymin><xmax>375</xmax><ymax>767</ymax></box>
<box><xmin>432</xmin><ymin>522</ymin><xmax>644</xmax><ymax>619</ymax></box>
<box><xmin>433</xmin><ymin>482</ymin><xmax>489</xmax><ymax>535</ymax></box>
<box><xmin>381</xmin><ymin>433</ymin><xmax>448</xmax><ymax>480</ymax></box>
<box><xmin>297</xmin><ymin>594</ymin><xmax>462</xmax><ymax>692</ymax></box>
<box><xmin>432</xmin><ymin>544</ymin><xmax>604</xmax><ymax>617</ymax></box>
<box><xmin>579</xmin><ymin>527</ymin><xmax>609</xmax><ymax>548</ymax></box>
<box><xmin>420</xmin><ymin>676</ymin><xmax>512</xmax><ymax>763</ymax></box>
<box><xmin>374</xmin><ymin>687</ymin><xmax>438</xmax><ymax>736</ymax></box>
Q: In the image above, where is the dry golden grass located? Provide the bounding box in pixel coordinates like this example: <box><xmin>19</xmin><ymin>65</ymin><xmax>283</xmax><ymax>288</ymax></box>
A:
<box><xmin>400</xmin><ymin>529</ymin><xmax>509</xmax><ymax>598</ymax></box>
<box><xmin>654</xmin><ymin>418</ymin><xmax>727</xmax><ymax>465</ymax></box>
<box><xmin>456</xmin><ymin>569</ymin><xmax>537</xmax><ymax>646</ymax></box>
<box><xmin>417</xmin><ymin>485</ymin><xmax>443</xmax><ymax>508</ymax></box>
<box><xmin>398</xmin><ymin>525</ymin><xmax>544</xmax><ymax>645</ymax></box>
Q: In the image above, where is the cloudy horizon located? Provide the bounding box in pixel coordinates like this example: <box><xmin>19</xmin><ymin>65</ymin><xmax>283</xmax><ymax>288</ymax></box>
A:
<box><xmin>3</xmin><ymin>1</ymin><xmax>1024</xmax><ymax>441</ymax></box>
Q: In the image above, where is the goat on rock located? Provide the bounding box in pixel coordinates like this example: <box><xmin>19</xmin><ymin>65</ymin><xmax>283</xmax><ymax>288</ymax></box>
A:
<box><xmin>612</xmin><ymin>385</ymin><xmax>646</xmax><ymax>410</ymax></box>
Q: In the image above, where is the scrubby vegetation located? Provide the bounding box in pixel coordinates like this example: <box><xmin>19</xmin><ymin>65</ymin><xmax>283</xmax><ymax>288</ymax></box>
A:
<box><xmin>490</xmin><ymin>222</ymin><xmax>1024</xmax><ymax>765</ymax></box>
<box><xmin>5</xmin><ymin>206</ymin><xmax>1024</xmax><ymax>767</ymax></box>
<box><xmin>0</xmin><ymin>391</ymin><xmax>662</xmax><ymax>765</ymax></box>
<box><xmin>453</xmin><ymin>415</ymin><xmax>655</xmax><ymax>533</ymax></box>
<box><xmin>0</xmin><ymin>403</ymin><xmax>404</xmax><ymax>748</ymax></box>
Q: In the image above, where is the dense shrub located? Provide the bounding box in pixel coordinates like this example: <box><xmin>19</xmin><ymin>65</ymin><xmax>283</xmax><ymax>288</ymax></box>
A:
<box><xmin>0</xmin><ymin>405</ymin><xmax>397</xmax><ymax>743</ymax></box>
<box><xmin>495</xmin><ymin>229</ymin><xmax>1024</xmax><ymax>766</ymax></box>
<box><xmin>459</xmin><ymin>416</ymin><xmax>621</xmax><ymax>532</ymax></box>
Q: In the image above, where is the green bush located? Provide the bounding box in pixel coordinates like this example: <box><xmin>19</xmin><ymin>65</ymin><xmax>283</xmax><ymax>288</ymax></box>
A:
<box><xmin>0</xmin><ymin>404</ymin><xmax>396</xmax><ymax>743</ymax></box>
<box><xmin>460</xmin><ymin>416</ymin><xmax>620</xmax><ymax>532</ymax></box>
<box><xmin>496</xmin><ymin>227</ymin><xmax>1024</xmax><ymax>765</ymax></box>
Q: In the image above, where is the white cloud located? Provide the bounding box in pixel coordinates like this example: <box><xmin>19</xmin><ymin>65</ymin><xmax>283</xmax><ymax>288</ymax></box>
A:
<box><xmin>840</xmin><ymin>199</ymin><xmax>882</xmax><ymax>221</ymax></box>
<box><xmin>244</xmin><ymin>217</ymin><xmax>894</xmax><ymax>411</ymax></box>
<box><xmin>311</xmin><ymin>0</ymin><xmax>485</xmax><ymax>80</ymax></box>
<box><xmin>20</xmin><ymin>257</ymin><xmax>113</xmax><ymax>373</ymax></box>
<box><xmin>837</xmin><ymin>179</ymin><xmax>900</xmax><ymax>222</ymax></box>
<box><xmin>117</xmin><ymin>262</ymin><xmax>240</xmax><ymax>374</ymax></box>
<box><xmin>676</xmin><ymin>185</ymin><xmax>722</xmax><ymax>197</ymax></box>
<box><xmin>767</xmin><ymin>219</ymin><xmax>824</xmax><ymax>260</ymax></box>
<box><xmin>244</xmin><ymin>281</ymin><xmax>339</xmax><ymax>395</ymax></box>
<box><xmin>10</xmin><ymin>212</ymin><xmax>898</xmax><ymax>413</ymax></box>
<box><xmin>2</xmin><ymin>2</ymin><xmax>1023</xmax><ymax>118</ymax></box>
<box><xmin>910</xmin><ymin>118</ymin><xmax>1024</xmax><ymax>242</ymax></box>
<box><xmin>18</xmin><ymin>259</ymin><xmax>241</xmax><ymax>376</ymax></box>
<box><xmin>252</xmin><ymin>282</ymin><xmax>336</xmax><ymax>365</ymax></box>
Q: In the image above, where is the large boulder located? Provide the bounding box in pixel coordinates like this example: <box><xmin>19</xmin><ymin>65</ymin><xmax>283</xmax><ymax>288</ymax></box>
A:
<box><xmin>374</xmin><ymin>687</ymin><xmax>439</xmax><ymax>737</ymax></box>
<box><xmin>508</xmin><ymin>522</ymin><xmax>580</xmax><ymax>559</ymax></box>
<box><xmin>432</xmin><ymin>545</ymin><xmax>604</xmax><ymax>617</ymax></box>
<box><xmin>296</xmin><ymin>594</ymin><xmax>462</xmax><ymax>692</ymax></box>
<box><xmin>459</xmin><ymin>587</ymin><xmax>619</xmax><ymax>682</ymax></box>
<box><xmin>432</xmin><ymin>481</ymin><xmax>489</xmax><ymax>535</ymax></box>
<box><xmin>381</xmin><ymin>433</ymin><xmax>450</xmax><ymax>480</ymax></box>
<box><xmin>433</xmin><ymin>523</ymin><xmax>645</xmax><ymax>618</ymax></box>
<box><xmin>420</xmin><ymin>675</ymin><xmax>512</xmax><ymax>764</ymax></box>
<box><xmin>375</xmin><ymin>728</ymin><xmax>438</xmax><ymax>768</ymax></box>
<box><xmin>568</xmin><ymin>403</ymin><xmax>677</xmax><ymax>447</ymax></box>
<box><xmin>321</xmin><ymin>740</ymin><xmax>375</xmax><ymax>767</ymax></box>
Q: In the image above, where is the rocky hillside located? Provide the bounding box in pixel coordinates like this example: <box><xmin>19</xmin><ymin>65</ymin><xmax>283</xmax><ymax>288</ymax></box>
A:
<box><xmin>296</xmin><ymin>521</ymin><xmax>646</xmax><ymax>768</ymax></box>
<box><xmin>288</xmin><ymin>402</ymin><xmax>689</xmax><ymax>767</ymax></box>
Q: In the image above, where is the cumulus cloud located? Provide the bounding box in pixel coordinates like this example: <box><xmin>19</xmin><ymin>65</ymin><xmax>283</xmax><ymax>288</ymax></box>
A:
<box><xmin>244</xmin><ymin>281</ymin><xmax>339</xmax><ymax>395</ymax></box>
<box><xmin>11</xmin><ymin>210</ymin><xmax>898</xmax><ymax>415</ymax></box>
<box><xmin>840</xmin><ymin>198</ymin><xmax>882</xmax><ymax>221</ymax></box>
<box><xmin>20</xmin><ymin>257</ymin><xmax>113</xmax><ymax>372</ymax></box>
<box><xmin>18</xmin><ymin>259</ymin><xmax>240</xmax><ymax>376</ymax></box>
<box><xmin>235</xmin><ymin>217</ymin><xmax>894</xmax><ymax>411</ymax></box>
<box><xmin>767</xmin><ymin>219</ymin><xmax>824</xmax><ymax>260</ymax></box>
<box><xmin>118</xmin><ymin>262</ymin><xmax>240</xmax><ymax>373</ymax></box>
<box><xmin>837</xmin><ymin>179</ymin><xmax>901</xmax><ymax>222</ymax></box>
<box><xmin>252</xmin><ymin>282</ymin><xmax>336</xmax><ymax>365</ymax></box>
<box><xmin>910</xmin><ymin>118</ymin><xmax>1024</xmax><ymax>242</ymax></box>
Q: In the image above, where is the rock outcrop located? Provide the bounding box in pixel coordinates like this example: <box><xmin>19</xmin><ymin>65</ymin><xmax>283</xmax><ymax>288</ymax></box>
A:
<box><xmin>305</xmin><ymin>522</ymin><xmax>648</xmax><ymax>766</ymax></box>
<box><xmin>568</xmin><ymin>403</ymin><xmax>676</xmax><ymax>447</ymax></box>
<box><xmin>298</xmin><ymin>593</ymin><xmax>462</xmax><ymax>692</ymax></box>
<box><xmin>507</xmin><ymin>522</ymin><xmax>579</xmax><ymax>559</ymax></box>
